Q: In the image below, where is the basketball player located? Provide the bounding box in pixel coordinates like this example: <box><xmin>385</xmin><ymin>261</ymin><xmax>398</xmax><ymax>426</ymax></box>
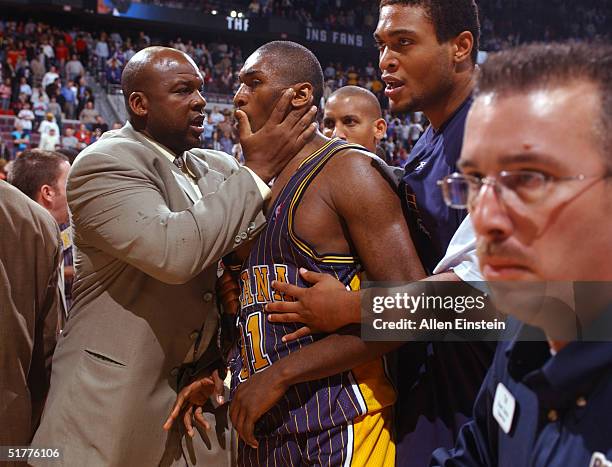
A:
<box><xmin>322</xmin><ymin>86</ymin><xmax>387</xmax><ymax>154</ymax></box>
<box><xmin>166</xmin><ymin>40</ymin><xmax>425</xmax><ymax>466</ymax></box>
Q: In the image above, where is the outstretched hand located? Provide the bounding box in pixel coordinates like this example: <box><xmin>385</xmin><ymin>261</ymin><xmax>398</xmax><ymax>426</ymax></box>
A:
<box><xmin>265</xmin><ymin>268</ymin><xmax>360</xmax><ymax>342</ymax></box>
<box><xmin>237</xmin><ymin>88</ymin><xmax>318</xmax><ymax>183</ymax></box>
<box><xmin>163</xmin><ymin>369</ymin><xmax>225</xmax><ymax>437</ymax></box>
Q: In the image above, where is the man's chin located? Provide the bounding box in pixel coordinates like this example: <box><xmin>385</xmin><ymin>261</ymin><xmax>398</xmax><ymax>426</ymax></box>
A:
<box><xmin>388</xmin><ymin>98</ymin><xmax>417</xmax><ymax>115</ymax></box>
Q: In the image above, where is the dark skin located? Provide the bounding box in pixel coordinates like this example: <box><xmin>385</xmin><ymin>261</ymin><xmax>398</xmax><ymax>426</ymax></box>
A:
<box><xmin>123</xmin><ymin>46</ymin><xmax>318</xmax><ymax>183</ymax></box>
<box><xmin>165</xmin><ymin>50</ymin><xmax>426</xmax><ymax>448</ymax></box>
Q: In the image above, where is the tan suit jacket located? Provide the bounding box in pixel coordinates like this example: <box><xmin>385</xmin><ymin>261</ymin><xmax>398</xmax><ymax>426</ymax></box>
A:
<box><xmin>31</xmin><ymin>123</ymin><xmax>265</xmax><ymax>466</ymax></box>
<box><xmin>0</xmin><ymin>181</ymin><xmax>62</xmax><ymax>454</ymax></box>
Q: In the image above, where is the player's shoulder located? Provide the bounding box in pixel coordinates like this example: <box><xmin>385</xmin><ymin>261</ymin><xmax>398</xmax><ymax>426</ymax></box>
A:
<box><xmin>326</xmin><ymin>145</ymin><xmax>391</xmax><ymax>180</ymax></box>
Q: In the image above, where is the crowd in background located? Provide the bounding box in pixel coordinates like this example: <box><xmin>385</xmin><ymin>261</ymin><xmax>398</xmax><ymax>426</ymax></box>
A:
<box><xmin>1</xmin><ymin>0</ymin><xmax>609</xmax><ymax>171</ymax></box>
<box><xmin>137</xmin><ymin>0</ymin><xmax>611</xmax><ymax>47</ymax></box>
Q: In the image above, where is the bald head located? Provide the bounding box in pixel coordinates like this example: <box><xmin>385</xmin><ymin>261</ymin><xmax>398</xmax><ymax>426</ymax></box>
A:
<box><xmin>322</xmin><ymin>86</ymin><xmax>387</xmax><ymax>152</ymax></box>
<box><xmin>121</xmin><ymin>46</ymin><xmax>200</xmax><ymax>119</ymax></box>
<box><xmin>120</xmin><ymin>46</ymin><xmax>206</xmax><ymax>156</ymax></box>
<box><xmin>329</xmin><ymin>86</ymin><xmax>383</xmax><ymax>120</ymax></box>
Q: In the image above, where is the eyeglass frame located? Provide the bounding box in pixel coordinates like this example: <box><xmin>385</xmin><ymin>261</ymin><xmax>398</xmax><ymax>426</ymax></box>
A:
<box><xmin>437</xmin><ymin>170</ymin><xmax>607</xmax><ymax>210</ymax></box>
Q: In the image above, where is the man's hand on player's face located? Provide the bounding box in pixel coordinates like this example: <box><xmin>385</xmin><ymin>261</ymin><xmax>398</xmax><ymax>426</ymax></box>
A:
<box><xmin>163</xmin><ymin>369</ymin><xmax>225</xmax><ymax>437</ymax></box>
<box><xmin>237</xmin><ymin>88</ymin><xmax>318</xmax><ymax>183</ymax></box>
<box><xmin>229</xmin><ymin>365</ymin><xmax>288</xmax><ymax>449</ymax></box>
<box><xmin>265</xmin><ymin>268</ymin><xmax>360</xmax><ymax>342</ymax></box>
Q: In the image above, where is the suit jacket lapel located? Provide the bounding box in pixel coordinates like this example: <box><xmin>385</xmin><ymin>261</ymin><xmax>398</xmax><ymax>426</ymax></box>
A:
<box><xmin>171</xmin><ymin>170</ymin><xmax>199</xmax><ymax>204</ymax></box>
<box><xmin>185</xmin><ymin>153</ymin><xmax>226</xmax><ymax>198</ymax></box>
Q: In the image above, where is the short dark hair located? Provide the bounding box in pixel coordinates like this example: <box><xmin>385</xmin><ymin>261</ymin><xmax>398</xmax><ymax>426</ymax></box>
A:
<box><xmin>257</xmin><ymin>41</ymin><xmax>324</xmax><ymax>106</ymax></box>
<box><xmin>477</xmin><ymin>41</ymin><xmax>612</xmax><ymax>166</ymax></box>
<box><xmin>8</xmin><ymin>150</ymin><xmax>69</xmax><ymax>200</ymax></box>
<box><xmin>379</xmin><ymin>0</ymin><xmax>480</xmax><ymax>64</ymax></box>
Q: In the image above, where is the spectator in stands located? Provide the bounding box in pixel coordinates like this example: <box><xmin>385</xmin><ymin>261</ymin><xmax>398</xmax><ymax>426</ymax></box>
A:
<box><xmin>65</xmin><ymin>53</ymin><xmax>85</xmax><ymax>82</ymax></box>
<box><xmin>74</xmin><ymin>34</ymin><xmax>88</xmax><ymax>64</ymax></box>
<box><xmin>407</xmin><ymin>113</ymin><xmax>425</xmax><ymax>149</ymax></box>
<box><xmin>90</xmin><ymin>127</ymin><xmax>103</xmax><ymax>144</ymax></box>
<box><xmin>75</xmin><ymin>123</ymin><xmax>91</xmax><ymax>147</ymax></box>
<box><xmin>30</xmin><ymin>55</ymin><xmax>45</xmax><ymax>88</ymax></box>
<box><xmin>17</xmin><ymin>103</ymin><xmax>35</xmax><ymax>135</ymax></box>
<box><xmin>11</xmin><ymin>121</ymin><xmax>30</xmax><ymax>159</ymax></box>
<box><xmin>54</xmin><ymin>39</ymin><xmax>69</xmax><ymax>69</ymax></box>
<box><xmin>202</xmin><ymin>112</ymin><xmax>214</xmax><ymax>148</ymax></box>
<box><xmin>209</xmin><ymin>105</ymin><xmax>224</xmax><ymax>124</ymax></box>
<box><xmin>40</xmin><ymin>38</ymin><xmax>55</xmax><ymax>68</ymax></box>
<box><xmin>91</xmin><ymin>115</ymin><xmax>109</xmax><ymax>133</ymax></box>
<box><xmin>94</xmin><ymin>32</ymin><xmax>110</xmax><ymax>70</ymax></box>
<box><xmin>31</xmin><ymin>87</ymin><xmax>50</xmax><ymax>127</ymax></box>
<box><xmin>105</xmin><ymin>57</ymin><xmax>122</xmax><ymax>85</ymax></box>
<box><xmin>78</xmin><ymin>101</ymin><xmax>100</xmax><ymax>128</ymax></box>
<box><xmin>42</xmin><ymin>65</ymin><xmax>59</xmax><ymax>90</ymax></box>
<box><xmin>60</xmin><ymin>80</ymin><xmax>77</xmax><ymax>119</ymax></box>
<box><xmin>61</xmin><ymin>127</ymin><xmax>79</xmax><ymax>151</ymax></box>
<box><xmin>39</xmin><ymin>113</ymin><xmax>60</xmax><ymax>137</ymax></box>
<box><xmin>75</xmin><ymin>77</ymin><xmax>93</xmax><ymax>116</ymax></box>
<box><xmin>18</xmin><ymin>77</ymin><xmax>32</xmax><ymax>98</ymax></box>
<box><xmin>0</xmin><ymin>78</ymin><xmax>11</xmax><ymax>110</ymax></box>
<box><xmin>38</xmin><ymin>127</ymin><xmax>60</xmax><ymax>151</ymax></box>
<box><xmin>47</xmin><ymin>96</ymin><xmax>62</xmax><ymax>128</ymax></box>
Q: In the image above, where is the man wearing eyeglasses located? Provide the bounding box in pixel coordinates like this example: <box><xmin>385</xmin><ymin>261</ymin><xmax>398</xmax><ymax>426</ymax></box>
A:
<box><xmin>432</xmin><ymin>40</ymin><xmax>612</xmax><ymax>465</ymax></box>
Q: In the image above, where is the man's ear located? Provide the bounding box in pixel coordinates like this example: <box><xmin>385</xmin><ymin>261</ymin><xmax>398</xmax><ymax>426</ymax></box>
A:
<box><xmin>291</xmin><ymin>83</ymin><xmax>314</xmax><ymax>108</ymax></box>
<box><xmin>128</xmin><ymin>91</ymin><xmax>148</xmax><ymax>117</ymax></box>
<box><xmin>373</xmin><ymin>118</ymin><xmax>387</xmax><ymax>142</ymax></box>
<box><xmin>38</xmin><ymin>184</ymin><xmax>54</xmax><ymax>209</ymax></box>
<box><xmin>452</xmin><ymin>31</ymin><xmax>474</xmax><ymax>66</ymax></box>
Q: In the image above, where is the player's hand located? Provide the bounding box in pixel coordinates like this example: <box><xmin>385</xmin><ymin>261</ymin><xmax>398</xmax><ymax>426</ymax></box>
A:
<box><xmin>237</xmin><ymin>88</ymin><xmax>318</xmax><ymax>183</ymax></box>
<box><xmin>216</xmin><ymin>269</ymin><xmax>240</xmax><ymax>316</ymax></box>
<box><xmin>265</xmin><ymin>268</ymin><xmax>360</xmax><ymax>342</ymax></box>
<box><xmin>229</xmin><ymin>365</ymin><xmax>288</xmax><ymax>449</ymax></box>
<box><xmin>163</xmin><ymin>369</ymin><xmax>225</xmax><ymax>437</ymax></box>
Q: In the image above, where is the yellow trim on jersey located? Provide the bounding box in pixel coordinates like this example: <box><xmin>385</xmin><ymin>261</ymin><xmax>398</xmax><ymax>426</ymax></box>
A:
<box><xmin>297</xmin><ymin>137</ymin><xmax>339</xmax><ymax>170</ymax></box>
<box><xmin>288</xmin><ymin>140</ymin><xmax>361</xmax><ymax>264</ymax></box>
<box><xmin>349</xmin><ymin>406</ymin><xmax>395</xmax><ymax>467</ymax></box>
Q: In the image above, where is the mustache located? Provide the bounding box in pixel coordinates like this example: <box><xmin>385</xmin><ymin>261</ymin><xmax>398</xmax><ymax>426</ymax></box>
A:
<box><xmin>476</xmin><ymin>238</ymin><xmax>532</xmax><ymax>267</ymax></box>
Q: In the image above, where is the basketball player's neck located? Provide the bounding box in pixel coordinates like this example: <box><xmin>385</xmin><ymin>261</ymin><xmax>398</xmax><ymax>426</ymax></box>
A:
<box><xmin>277</xmin><ymin>131</ymin><xmax>327</xmax><ymax>179</ymax></box>
<box><xmin>268</xmin><ymin>131</ymin><xmax>329</xmax><ymax>209</ymax></box>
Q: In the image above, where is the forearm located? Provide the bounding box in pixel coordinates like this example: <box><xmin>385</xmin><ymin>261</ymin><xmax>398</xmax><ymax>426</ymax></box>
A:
<box><xmin>274</xmin><ymin>331</ymin><xmax>401</xmax><ymax>387</ymax></box>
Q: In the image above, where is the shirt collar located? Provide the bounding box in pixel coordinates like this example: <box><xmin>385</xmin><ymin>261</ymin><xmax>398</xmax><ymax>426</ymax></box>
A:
<box><xmin>139</xmin><ymin>132</ymin><xmax>181</xmax><ymax>165</ymax></box>
<box><xmin>505</xmin><ymin>305</ymin><xmax>612</xmax><ymax>405</ymax></box>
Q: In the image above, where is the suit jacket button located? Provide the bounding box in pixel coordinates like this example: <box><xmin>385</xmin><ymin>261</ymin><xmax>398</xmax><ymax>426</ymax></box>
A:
<box><xmin>240</xmin><ymin>231</ymin><xmax>248</xmax><ymax>240</ymax></box>
<box><xmin>203</xmin><ymin>292</ymin><xmax>213</xmax><ymax>302</ymax></box>
<box><xmin>170</xmin><ymin>367</ymin><xmax>179</xmax><ymax>377</ymax></box>
<box><xmin>189</xmin><ymin>331</ymin><xmax>199</xmax><ymax>341</ymax></box>
<box><xmin>234</xmin><ymin>235</ymin><xmax>241</xmax><ymax>244</ymax></box>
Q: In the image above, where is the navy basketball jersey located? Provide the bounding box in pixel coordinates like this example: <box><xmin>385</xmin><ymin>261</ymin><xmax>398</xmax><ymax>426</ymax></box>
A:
<box><xmin>230</xmin><ymin>138</ymin><xmax>396</xmax><ymax>438</ymax></box>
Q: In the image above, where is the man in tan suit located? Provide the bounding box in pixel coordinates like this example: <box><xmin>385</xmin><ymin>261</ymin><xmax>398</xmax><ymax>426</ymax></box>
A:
<box><xmin>0</xmin><ymin>181</ymin><xmax>62</xmax><ymax>455</ymax></box>
<box><xmin>8</xmin><ymin>149</ymin><xmax>72</xmax><ymax>326</ymax></box>
<box><xmin>31</xmin><ymin>46</ymin><xmax>316</xmax><ymax>466</ymax></box>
